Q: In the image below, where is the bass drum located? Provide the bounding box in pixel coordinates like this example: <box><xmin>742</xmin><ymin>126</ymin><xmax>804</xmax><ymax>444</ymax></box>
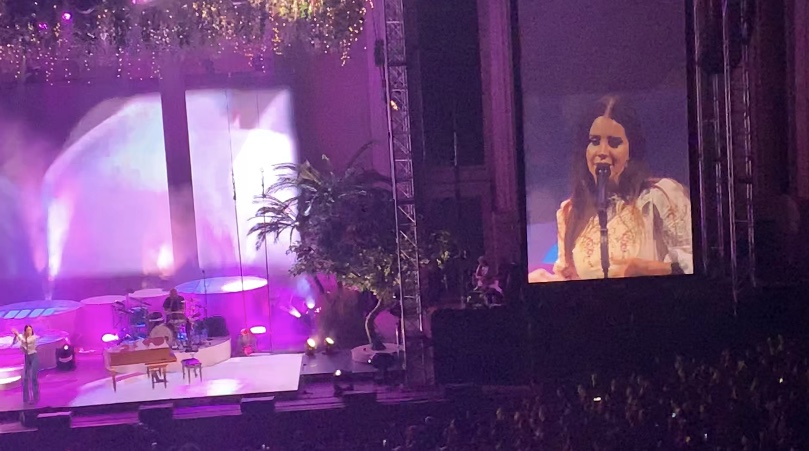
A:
<box><xmin>149</xmin><ymin>323</ymin><xmax>174</xmax><ymax>344</ymax></box>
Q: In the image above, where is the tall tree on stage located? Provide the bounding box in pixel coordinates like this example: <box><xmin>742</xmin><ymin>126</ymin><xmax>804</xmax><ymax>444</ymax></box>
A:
<box><xmin>249</xmin><ymin>148</ymin><xmax>454</xmax><ymax>350</ymax></box>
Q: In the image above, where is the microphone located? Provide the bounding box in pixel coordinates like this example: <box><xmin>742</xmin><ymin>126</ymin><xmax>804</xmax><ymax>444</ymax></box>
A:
<box><xmin>594</xmin><ymin>163</ymin><xmax>611</xmax><ymax>279</ymax></box>
<box><xmin>595</xmin><ymin>163</ymin><xmax>611</xmax><ymax>212</ymax></box>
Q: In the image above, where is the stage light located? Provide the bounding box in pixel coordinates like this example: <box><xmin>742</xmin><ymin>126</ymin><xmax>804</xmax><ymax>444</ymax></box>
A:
<box><xmin>333</xmin><ymin>369</ymin><xmax>354</xmax><ymax>395</ymax></box>
<box><xmin>249</xmin><ymin>326</ymin><xmax>267</xmax><ymax>335</ymax></box>
<box><xmin>288</xmin><ymin>307</ymin><xmax>302</xmax><ymax>318</ymax></box>
<box><xmin>221</xmin><ymin>278</ymin><xmax>267</xmax><ymax>293</ymax></box>
<box><xmin>56</xmin><ymin>344</ymin><xmax>76</xmax><ymax>371</ymax></box>
<box><xmin>61</xmin><ymin>12</ymin><xmax>72</xmax><ymax>21</ymax></box>
<box><xmin>324</xmin><ymin>337</ymin><xmax>336</xmax><ymax>354</ymax></box>
<box><xmin>305</xmin><ymin>296</ymin><xmax>316</xmax><ymax>310</ymax></box>
<box><xmin>305</xmin><ymin>338</ymin><xmax>317</xmax><ymax>355</ymax></box>
<box><xmin>101</xmin><ymin>333</ymin><xmax>119</xmax><ymax>343</ymax></box>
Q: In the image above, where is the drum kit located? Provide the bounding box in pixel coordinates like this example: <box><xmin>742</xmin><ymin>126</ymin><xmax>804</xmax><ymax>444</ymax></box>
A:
<box><xmin>113</xmin><ymin>293</ymin><xmax>208</xmax><ymax>350</ymax></box>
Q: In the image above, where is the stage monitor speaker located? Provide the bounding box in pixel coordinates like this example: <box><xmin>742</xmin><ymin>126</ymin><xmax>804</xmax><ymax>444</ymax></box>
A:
<box><xmin>343</xmin><ymin>391</ymin><xmax>377</xmax><ymax>407</ymax></box>
<box><xmin>240</xmin><ymin>396</ymin><xmax>276</xmax><ymax>416</ymax></box>
<box><xmin>37</xmin><ymin>411</ymin><xmax>72</xmax><ymax>429</ymax></box>
<box><xmin>138</xmin><ymin>403</ymin><xmax>174</xmax><ymax>425</ymax></box>
<box><xmin>432</xmin><ymin>307</ymin><xmax>530</xmax><ymax>385</ymax></box>
<box><xmin>205</xmin><ymin>316</ymin><xmax>229</xmax><ymax>337</ymax></box>
<box><xmin>56</xmin><ymin>345</ymin><xmax>76</xmax><ymax>371</ymax></box>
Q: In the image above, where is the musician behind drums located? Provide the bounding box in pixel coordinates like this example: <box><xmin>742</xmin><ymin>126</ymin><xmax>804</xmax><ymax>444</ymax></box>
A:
<box><xmin>164</xmin><ymin>288</ymin><xmax>196</xmax><ymax>349</ymax></box>
<box><xmin>163</xmin><ymin>289</ymin><xmax>185</xmax><ymax>320</ymax></box>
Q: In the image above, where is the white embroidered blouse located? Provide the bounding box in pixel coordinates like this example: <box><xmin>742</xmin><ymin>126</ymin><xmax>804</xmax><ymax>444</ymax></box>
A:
<box><xmin>530</xmin><ymin>178</ymin><xmax>693</xmax><ymax>281</ymax></box>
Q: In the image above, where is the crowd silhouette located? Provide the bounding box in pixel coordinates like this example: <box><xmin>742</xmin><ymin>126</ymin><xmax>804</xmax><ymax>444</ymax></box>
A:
<box><xmin>43</xmin><ymin>334</ymin><xmax>809</xmax><ymax>451</ymax></box>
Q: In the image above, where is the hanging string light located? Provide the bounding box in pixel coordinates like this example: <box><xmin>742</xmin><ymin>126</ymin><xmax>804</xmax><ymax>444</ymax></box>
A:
<box><xmin>0</xmin><ymin>0</ymin><xmax>369</xmax><ymax>80</ymax></box>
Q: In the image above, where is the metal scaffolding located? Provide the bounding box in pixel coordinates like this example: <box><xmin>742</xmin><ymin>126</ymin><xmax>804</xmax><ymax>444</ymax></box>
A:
<box><xmin>694</xmin><ymin>0</ymin><xmax>756</xmax><ymax>311</ymax></box>
<box><xmin>382</xmin><ymin>0</ymin><xmax>429</xmax><ymax>385</ymax></box>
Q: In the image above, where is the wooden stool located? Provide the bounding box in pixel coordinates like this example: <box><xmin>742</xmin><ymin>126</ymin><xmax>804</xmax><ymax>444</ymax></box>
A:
<box><xmin>145</xmin><ymin>363</ymin><xmax>170</xmax><ymax>389</ymax></box>
<box><xmin>182</xmin><ymin>358</ymin><xmax>202</xmax><ymax>384</ymax></box>
<box><xmin>109</xmin><ymin>370</ymin><xmax>119</xmax><ymax>392</ymax></box>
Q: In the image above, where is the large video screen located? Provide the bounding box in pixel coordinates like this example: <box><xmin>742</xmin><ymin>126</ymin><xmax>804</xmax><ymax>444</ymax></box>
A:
<box><xmin>0</xmin><ymin>83</ymin><xmax>297</xmax><ymax>298</ymax></box>
<box><xmin>518</xmin><ymin>0</ymin><xmax>694</xmax><ymax>282</ymax></box>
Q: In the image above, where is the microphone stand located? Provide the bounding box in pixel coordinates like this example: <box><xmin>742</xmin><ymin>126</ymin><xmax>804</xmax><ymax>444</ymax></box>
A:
<box><xmin>598</xmin><ymin>208</ymin><xmax>609</xmax><ymax>279</ymax></box>
<box><xmin>202</xmin><ymin>269</ymin><xmax>208</xmax><ymax>316</ymax></box>
<box><xmin>595</xmin><ymin>164</ymin><xmax>611</xmax><ymax>279</ymax></box>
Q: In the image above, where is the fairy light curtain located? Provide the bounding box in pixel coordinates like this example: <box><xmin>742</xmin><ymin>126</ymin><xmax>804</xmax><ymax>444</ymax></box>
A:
<box><xmin>0</xmin><ymin>0</ymin><xmax>369</xmax><ymax>80</ymax></box>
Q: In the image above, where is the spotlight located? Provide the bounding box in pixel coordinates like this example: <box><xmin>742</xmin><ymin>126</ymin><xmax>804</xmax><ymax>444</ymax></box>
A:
<box><xmin>305</xmin><ymin>296</ymin><xmax>316</xmax><ymax>310</ymax></box>
<box><xmin>369</xmin><ymin>353</ymin><xmax>396</xmax><ymax>383</ymax></box>
<box><xmin>324</xmin><ymin>337</ymin><xmax>336</xmax><ymax>354</ymax></box>
<box><xmin>101</xmin><ymin>333</ymin><xmax>119</xmax><ymax>343</ymax></box>
<box><xmin>56</xmin><ymin>344</ymin><xmax>76</xmax><ymax>371</ymax></box>
<box><xmin>333</xmin><ymin>369</ymin><xmax>354</xmax><ymax>395</ymax></box>
<box><xmin>288</xmin><ymin>307</ymin><xmax>302</xmax><ymax>319</ymax></box>
<box><xmin>249</xmin><ymin>326</ymin><xmax>267</xmax><ymax>335</ymax></box>
<box><xmin>305</xmin><ymin>338</ymin><xmax>317</xmax><ymax>355</ymax></box>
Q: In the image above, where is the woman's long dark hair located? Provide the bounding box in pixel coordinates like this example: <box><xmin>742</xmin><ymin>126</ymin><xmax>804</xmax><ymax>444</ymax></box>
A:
<box><xmin>563</xmin><ymin>95</ymin><xmax>652</xmax><ymax>264</ymax></box>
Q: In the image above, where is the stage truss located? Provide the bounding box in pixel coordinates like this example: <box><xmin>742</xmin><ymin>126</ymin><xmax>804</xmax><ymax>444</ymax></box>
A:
<box><xmin>382</xmin><ymin>0</ymin><xmax>429</xmax><ymax>385</ymax></box>
<box><xmin>693</xmin><ymin>0</ymin><xmax>756</xmax><ymax>311</ymax></box>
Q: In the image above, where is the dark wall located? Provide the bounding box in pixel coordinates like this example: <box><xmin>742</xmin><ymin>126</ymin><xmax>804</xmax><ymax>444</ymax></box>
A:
<box><xmin>416</xmin><ymin>0</ymin><xmax>485</xmax><ymax>167</ymax></box>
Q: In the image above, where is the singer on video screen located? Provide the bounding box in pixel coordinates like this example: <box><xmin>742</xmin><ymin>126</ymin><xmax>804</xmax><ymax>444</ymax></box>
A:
<box><xmin>528</xmin><ymin>95</ymin><xmax>693</xmax><ymax>282</ymax></box>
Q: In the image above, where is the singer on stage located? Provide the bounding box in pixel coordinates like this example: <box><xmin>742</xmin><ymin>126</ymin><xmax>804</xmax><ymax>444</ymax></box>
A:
<box><xmin>529</xmin><ymin>95</ymin><xmax>692</xmax><ymax>282</ymax></box>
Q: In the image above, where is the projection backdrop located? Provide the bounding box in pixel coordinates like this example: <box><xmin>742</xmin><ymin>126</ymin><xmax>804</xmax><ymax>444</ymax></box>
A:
<box><xmin>518</xmin><ymin>0</ymin><xmax>693</xmax><ymax>282</ymax></box>
<box><xmin>0</xmin><ymin>83</ymin><xmax>297</xmax><ymax>301</ymax></box>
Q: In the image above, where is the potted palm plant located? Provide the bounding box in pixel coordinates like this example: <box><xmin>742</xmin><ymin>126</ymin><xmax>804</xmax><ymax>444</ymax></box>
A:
<box><xmin>249</xmin><ymin>151</ymin><xmax>452</xmax><ymax>351</ymax></box>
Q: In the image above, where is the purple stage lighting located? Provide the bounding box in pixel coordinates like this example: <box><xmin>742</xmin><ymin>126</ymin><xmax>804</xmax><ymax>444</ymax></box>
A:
<box><xmin>288</xmin><ymin>307</ymin><xmax>302</xmax><ymax>318</ymax></box>
<box><xmin>305</xmin><ymin>338</ymin><xmax>317</xmax><ymax>355</ymax></box>
<box><xmin>324</xmin><ymin>337</ymin><xmax>336</xmax><ymax>354</ymax></box>
<box><xmin>62</xmin><ymin>12</ymin><xmax>72</xmax><ymax>21</ymax></box>
<box><xmin>249</xmin><ymin>326</ymin><xmax>267</xmax><ymax>335</ymax></box>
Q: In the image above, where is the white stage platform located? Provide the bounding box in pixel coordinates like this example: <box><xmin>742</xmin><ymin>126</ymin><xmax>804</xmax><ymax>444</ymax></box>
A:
<box><xmin>0</xmin><ymin>353</ymin><xmax>303</xmax><ymax>412</ymax></box>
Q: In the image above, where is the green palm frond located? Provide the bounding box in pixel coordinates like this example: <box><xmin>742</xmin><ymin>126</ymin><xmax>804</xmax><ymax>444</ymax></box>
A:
<box><xmin>250</xmin><ymin>151</ymin><xmax>454</xmax><ymax>299</ymax></box>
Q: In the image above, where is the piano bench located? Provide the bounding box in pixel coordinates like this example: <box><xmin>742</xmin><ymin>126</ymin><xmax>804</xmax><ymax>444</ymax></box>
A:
<box><xmin>182</xmin><ymin>358</ymin><xmax>203</xmax><ymax>384</ymax></box>
<box><xmin>145</xmin><ymin>363</ymin><xmax>170</xmax><ymax>389</ymax></box>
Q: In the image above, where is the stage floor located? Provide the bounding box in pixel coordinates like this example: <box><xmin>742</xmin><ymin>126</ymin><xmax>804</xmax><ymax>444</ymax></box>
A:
<box><xmin>0</xmin><ymin>353</ymin><xmax>302</xmax><ymax>413</ymax></box>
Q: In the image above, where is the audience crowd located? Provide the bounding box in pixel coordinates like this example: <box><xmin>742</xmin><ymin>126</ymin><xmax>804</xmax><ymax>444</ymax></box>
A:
<box><xmin>21</xmin><ymin>335</ymin><xmax>809</xmax><ymax>450</ymax></box>
<box><xmin>280</xmin><ymin>335</ymin><xmax>809</xmax><ymax>451</ymax></box>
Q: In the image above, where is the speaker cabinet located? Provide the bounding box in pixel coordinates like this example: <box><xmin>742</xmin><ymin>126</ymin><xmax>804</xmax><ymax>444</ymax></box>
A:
<box><xmin>343</xmin><ymin>391</ymin><xmax>378</xmax><ymax>407</ymax></box>
<box><xmin>138</xmin><ymin>403</ymin><xmax>174</xmax><ymax>425</ymax></box>
<box><xmin>240</xmin><ymin>396</ymin><xmax>276</xmax><ymax>416</ymax></box>
<box><xmin>37</xmin><ymin>411</ymin><xmax>72</xmax><ymax>429</ymax></box>
<box><xmin>204</xmin><ymin>316</ymin><xmax>229</xmax><ymax>337</ymax></box>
